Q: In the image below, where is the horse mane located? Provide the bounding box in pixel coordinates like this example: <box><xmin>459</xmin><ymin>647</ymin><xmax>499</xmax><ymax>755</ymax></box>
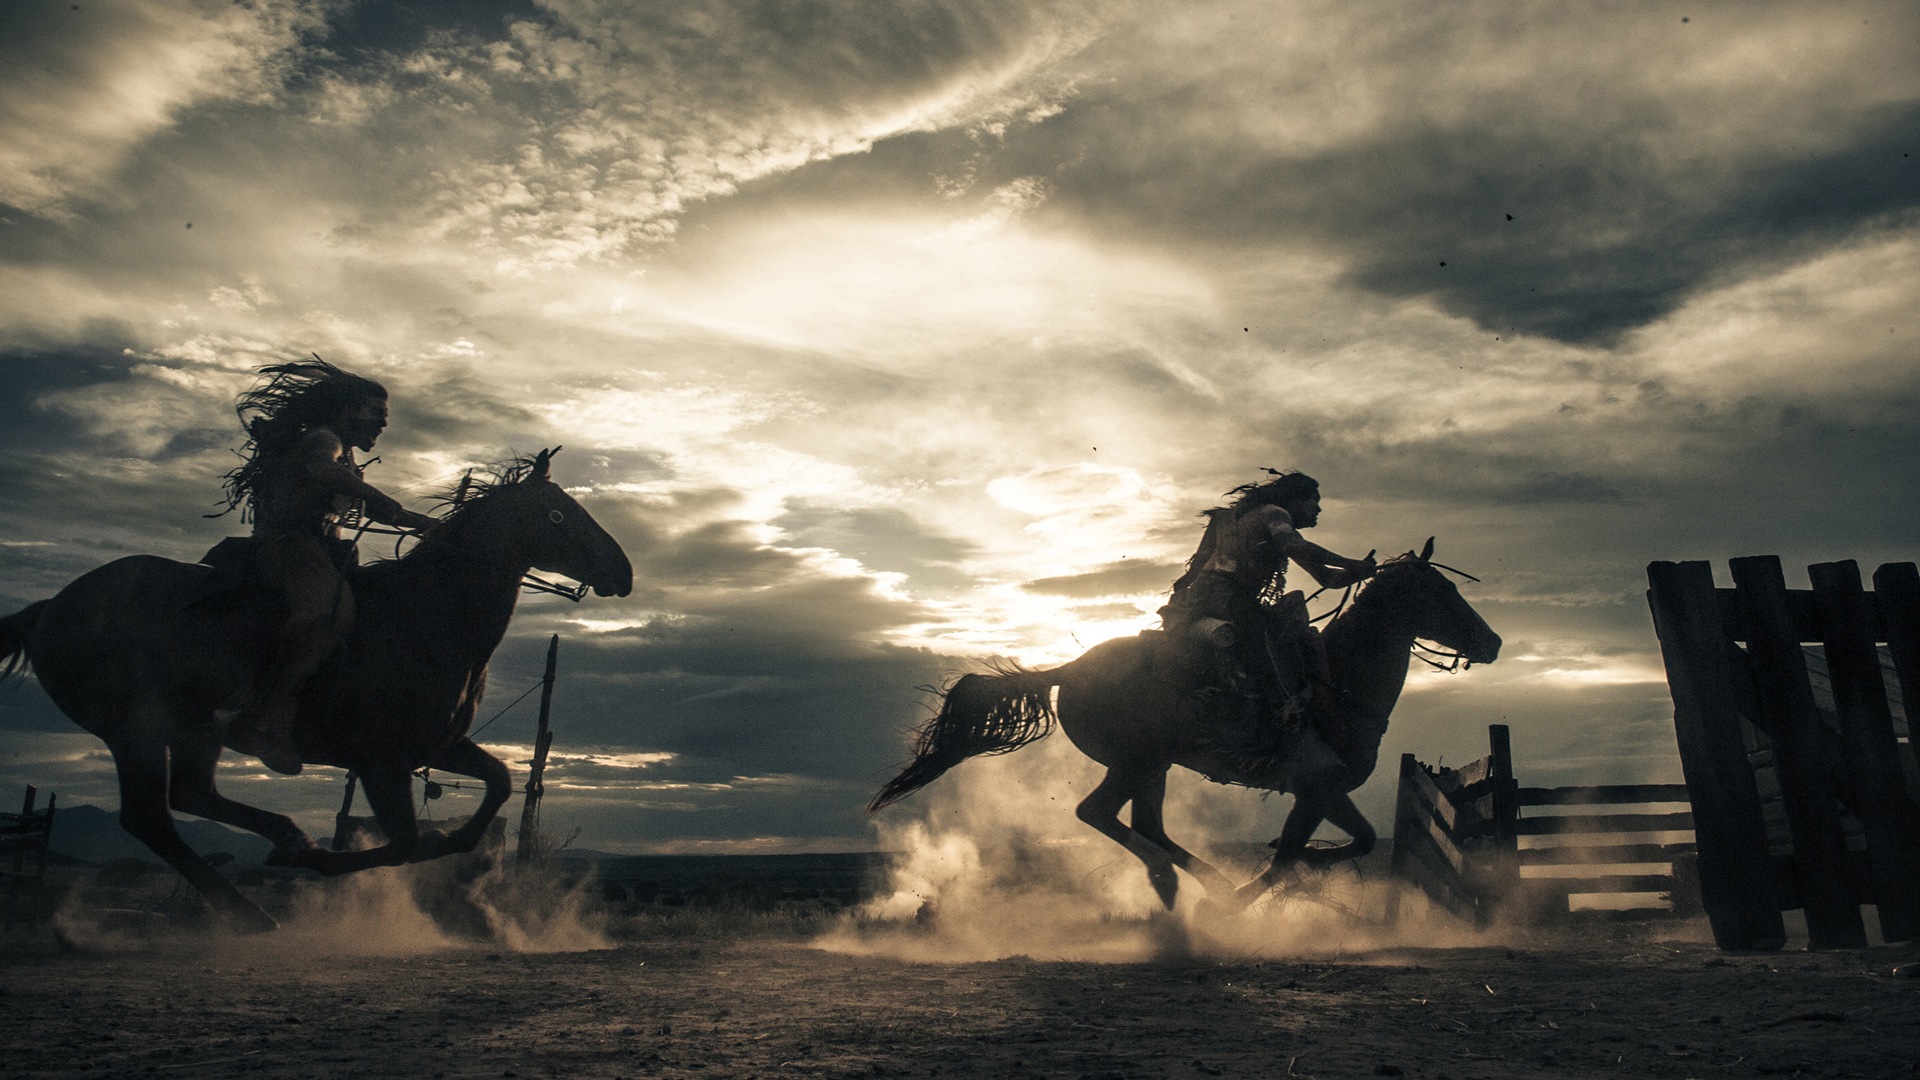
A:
<box><xmin>351</xmin><ymin>452</ymin><xmax>551</xmax><ymax>580</ymax></box>
<box><xmin>427</xmin><ymin>454</ymin><xmax>544</xmax><ymax>512</ymax></box>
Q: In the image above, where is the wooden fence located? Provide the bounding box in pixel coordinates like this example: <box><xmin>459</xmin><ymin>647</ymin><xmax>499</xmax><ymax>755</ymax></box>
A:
<box><xmin>1389</xmin><ymin>725</ymin><xmax>1697</xmax><ymax>924</ymax></box>
<box><xmin>1646</xmin><ymin>556</ymin><xmax>1920</xmax><ymax>951</ymax></box>
<box><xmin>2</xmin><ymin>785</ymin><xmax>57</xmax><ymax>931</ymax></box>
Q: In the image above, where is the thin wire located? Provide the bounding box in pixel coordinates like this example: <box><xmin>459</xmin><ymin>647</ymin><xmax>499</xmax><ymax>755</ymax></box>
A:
<box><xmin>469</xmin><ymin>678</ymin><xmax>543</xmax><ymax>740</ymax></box>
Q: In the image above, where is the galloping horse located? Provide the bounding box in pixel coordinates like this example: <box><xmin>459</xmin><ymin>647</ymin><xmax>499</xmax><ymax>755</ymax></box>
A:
<box><xmin>870</xmin><ymin>540</ymin><xmax>1499</xmax><ymax>912</ymax></box>
<box><xmin>0</xmin><ymin>449</ymin><xmax>632</xmax><ymax>931</ymax></box>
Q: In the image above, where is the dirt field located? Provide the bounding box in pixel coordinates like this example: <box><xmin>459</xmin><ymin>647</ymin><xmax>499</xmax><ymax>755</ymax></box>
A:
<box><xmin>4</xmin><ymin>887</ymin><xmax>1918</xmax><ymax>1080</ymax></box>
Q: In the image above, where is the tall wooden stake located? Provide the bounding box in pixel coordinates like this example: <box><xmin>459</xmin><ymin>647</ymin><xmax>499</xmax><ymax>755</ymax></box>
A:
<box><xmin>515</xmin><ymin>634</ymin><xmax>559</xmax><ymax>866</ymax></box>
<box><xmin>332</xmin><ymin>772</ymin><xmax>359</xmax><ymax>851</ymax></box>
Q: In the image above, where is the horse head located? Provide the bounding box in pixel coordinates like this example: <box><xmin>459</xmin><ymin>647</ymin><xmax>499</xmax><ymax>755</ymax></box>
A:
<box><xmin>1360</xmin><ymin>538</ymin><xmax>1501</xmax><ymax>667</ymax></box>
<box><xmin>436</xmin><ymin>449</ymin><xmax>634</xmax><ymax>597</ymax></box>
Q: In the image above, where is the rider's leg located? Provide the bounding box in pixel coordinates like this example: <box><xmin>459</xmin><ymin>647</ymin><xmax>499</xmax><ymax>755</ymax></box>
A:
<box><xmin>244</xmin><ymin>535</ymin><xmax>352</xmax><ymax>775</ymax></box>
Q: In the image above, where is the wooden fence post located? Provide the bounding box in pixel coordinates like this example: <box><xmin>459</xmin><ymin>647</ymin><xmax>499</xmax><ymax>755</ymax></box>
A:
<box><xmin>1809</xmin><ymin>560</ymin><xmax>1920</xmax><ymax>942</ymax></box>
<box><xmin>1647</xmin><ymin>560</ymin><xmax>1785</xmax><ymax>950</ymax></box>
<box><xmin>1729</xmin><ymin>556</ymin><xmax>1865</xmax><ymax>948</ymax></box>
<box><xmin>515</xmin><ymin>634</ymin><xmax>560</xmax><ymax>866</ymax></box>
<box><xmin>332</xmin><ymin>772</ymin><xmax>359</xmax><ymax>852</ymax></box>
<box><xmin>1484</xmin><ymin>724</ymin><xmax>1521</xmax><ymax>910</ymax></box>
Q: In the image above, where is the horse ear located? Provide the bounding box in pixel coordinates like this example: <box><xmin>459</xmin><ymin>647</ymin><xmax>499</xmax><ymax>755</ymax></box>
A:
<box><xmin>1420</xmin><ymin>536</ymin><xmax>1435</xmax><ymax>561</ymax></box>
<box><xmin>533</xmin><ymin>447</ymin><xmax>560</xmax><ymax>480</ymax></box>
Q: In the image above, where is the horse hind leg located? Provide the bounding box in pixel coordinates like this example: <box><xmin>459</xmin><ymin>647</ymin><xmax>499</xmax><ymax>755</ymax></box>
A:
<box><xmin>108</xmin><ymin>731</ymin><xmax>278</xmax><ymax>933</ymax></box>
<box><xmin>1076</xmin><ymin>767</ymin><xmax>1230</xmax><ymax>910</ymax></box>
<box><xmin>1122</xmin><ymin>770</ymin><xmax>1235</xmax><ymax>897</ymax></box>
<box><xmin>163</xmin><ymin>730</ymin><xmax>317</xmax><ymax>867</ymax></box>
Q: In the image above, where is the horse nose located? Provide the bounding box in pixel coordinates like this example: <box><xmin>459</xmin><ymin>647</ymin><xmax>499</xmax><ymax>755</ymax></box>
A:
<box><xmin>595</xmin><ymin>555</ymin><xmax>633</xmax><ymax>597</ymax></box>
<box><xmin>1470</xmin><ymin>631</ymin><xmax>1502</xmax><ymax>665</ymax></box>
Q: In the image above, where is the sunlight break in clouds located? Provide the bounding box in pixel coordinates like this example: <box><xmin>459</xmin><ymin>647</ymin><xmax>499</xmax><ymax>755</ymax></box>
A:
<box><xmin>399</xmin><ymin>1</ymin><xmax>1100</xmax><ymax>270</ymax></box>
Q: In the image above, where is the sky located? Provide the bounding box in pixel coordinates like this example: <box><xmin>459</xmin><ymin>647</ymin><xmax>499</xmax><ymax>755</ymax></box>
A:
<box><xmin>1</xmin><ymin>0</ymin><xmax>1916</xmax><ymax>857</ymax></box>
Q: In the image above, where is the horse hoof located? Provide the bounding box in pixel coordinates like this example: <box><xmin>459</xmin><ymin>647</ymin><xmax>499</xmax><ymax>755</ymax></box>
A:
<box><xmin>264</xmin><ymin>834</ymin><xmax>315</xmax><ymax>868</ymax></box>
<box><xmin>1148</xmin><ymin>869</ymin><xmax>1179</xmax><ymax>910</ymax></box>
<box><xmin>1192</xmin><ymin>898</ymin><xmax>1237</xmax><ymax>923</ymax></box>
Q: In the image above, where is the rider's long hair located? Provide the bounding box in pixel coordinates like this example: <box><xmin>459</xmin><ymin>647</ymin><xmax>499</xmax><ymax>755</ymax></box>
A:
<box><xmin>211</xmin><ymin>358</ymin><xmax>386</xmax><ymax>519</ymax></box>
<box><xmin>1167</xmin><ymin>471</ymin><xmax>1320</xmax><ymax>598</ymax></box>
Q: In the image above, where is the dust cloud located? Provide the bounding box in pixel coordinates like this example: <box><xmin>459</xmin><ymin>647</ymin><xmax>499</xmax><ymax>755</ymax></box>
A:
<box><xmin>50</xmin><ymin>845</ymin><xmax>612</xmax><ymax>957</ymax></box>
<box><xmin>823</xmin><ymin>736</ymin><xmax>1498</xmax><ymax>963</ymax></box>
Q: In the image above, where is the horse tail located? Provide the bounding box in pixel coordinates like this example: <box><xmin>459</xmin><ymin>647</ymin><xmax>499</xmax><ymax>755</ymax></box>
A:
<box><xmin>868</xmin><ymin>664</ymin><xmax>1058</xmax><ymax>811</ymax></box>
<box><xmin>0</xmin><ymin>601</ymin><xmax>47</xmax><ymax>681</ymax></box>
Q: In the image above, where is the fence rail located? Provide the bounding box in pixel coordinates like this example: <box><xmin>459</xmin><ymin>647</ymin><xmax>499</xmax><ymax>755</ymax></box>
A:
<box><xmin>1390</xmin><ymin>725</ymin><xmax>1698</xmax><ymax>924</ymax></box>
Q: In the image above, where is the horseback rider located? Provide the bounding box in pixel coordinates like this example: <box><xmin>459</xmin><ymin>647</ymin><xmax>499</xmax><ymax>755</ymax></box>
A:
<box><xmin>1159</xmin><ymin>471</ymin><xmax>1376</xmax><ymax>729</ymax></box>
<box><xmin>211</xmin><ymin>359</ymin><xmax>437</xmax><ymax>775</ymax></box>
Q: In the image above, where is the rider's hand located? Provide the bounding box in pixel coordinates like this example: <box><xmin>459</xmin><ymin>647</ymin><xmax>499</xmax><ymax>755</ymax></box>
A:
<box><xmin>400</xmin><ymin>509</ymin><xmax>440</xmax><ymax>534</ymax></box>
<box><xmin>1347</xmin><ymin>551</ymin><xmax>1378</xmax><ymax>582</ymax></box>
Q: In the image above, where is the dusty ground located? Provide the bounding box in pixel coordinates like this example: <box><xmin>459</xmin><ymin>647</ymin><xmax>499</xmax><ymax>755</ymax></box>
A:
<box><xmin>3</xmin><ymin>908</ymin><xmax>1917</xmax><ymax>1080</ymax></box>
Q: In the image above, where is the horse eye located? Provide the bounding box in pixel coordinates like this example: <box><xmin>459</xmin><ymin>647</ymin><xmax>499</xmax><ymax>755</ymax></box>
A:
<box><xmin>548</xmin><ymin>509</ymin><xmax>565</xmax><ymax>524</ymax></box>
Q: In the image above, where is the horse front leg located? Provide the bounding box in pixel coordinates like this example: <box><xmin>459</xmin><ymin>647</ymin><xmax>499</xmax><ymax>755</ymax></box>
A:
<box><xmin>411</xmin><ymin>737</ymin><xmax>511</xmax><ymax>863</ymax></box>
<box><xmin>1231</xmin><ymin>786</ymin><xmax>1377</xmax><ymax>910</ymax></box>
<box><xmin>286</xmin><ymin>767</ymin><xmax>419</xmax><ymax>876</ymax></box>
<box><xmin>108</xmin><ymin>731</ymin><xmax>277</xmax><ymax>933</ymax></box>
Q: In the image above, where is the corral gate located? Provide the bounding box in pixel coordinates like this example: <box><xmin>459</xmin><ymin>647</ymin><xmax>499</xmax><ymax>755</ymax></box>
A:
<box><xmin>1646</xmin><ymin>556</ymin><xmax>1920</xmax><ymax>950</ymax></box>
<box><xmin>1389</xmin><ymin>725</ymin><xmax>1697</xmax><ymax>925</ymax></box>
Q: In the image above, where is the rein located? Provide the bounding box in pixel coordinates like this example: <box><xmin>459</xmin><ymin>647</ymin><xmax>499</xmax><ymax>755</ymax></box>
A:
<box><xmin>355</xmin><ymin>478</ymin><xmax>592</xmax><ymax>602</ymax></box>
<box><xmin>1317</xmin><ymin>556</ymin><xmax>1484</xmax><ymax>669</ymax></box>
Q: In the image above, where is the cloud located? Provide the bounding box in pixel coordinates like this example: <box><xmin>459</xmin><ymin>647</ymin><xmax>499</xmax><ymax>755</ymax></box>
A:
<box><xmin>969</xmin><ymin>0</ymin><xmax>1920</xmax><ymax>344</ymax></box>
<box><xmin>3</xmin><ymin>1</ymin><xmax>1916</xmax><ymax>855</ymax></box>
<box><xmin>1021</xmin><ymin>557</ymin><xmax>1178</xmax><ymax>598</ymax></box>
<box><xmin>0</xmin><ymin>0</ymin><xmax>320</xmax><ymax>215</ymax></box>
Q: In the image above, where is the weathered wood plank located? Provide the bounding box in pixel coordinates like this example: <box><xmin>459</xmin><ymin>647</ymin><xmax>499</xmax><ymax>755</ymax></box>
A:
<box><xmin>1647</xmin><ymin>560</ymin><xmax>1785</xmax><ymax>950</ymax></box>
<box><xmin>1517</xmin><ymin>873</ymin><xmax>1679</xmax><ymax>896</ymax></box>
<box><xmin>1875</xmin><ymin>563</ymin><xmax>1920</xmax><ymax>791</ymax></box>
<box><xmin>1716</xmin><ymin>586</ymin><xmax>1885</xmax><ymax>643</ymax></box>
<box><xmin>1405</xmin><ymin>759</ymin><xmax>1464</xmax><ymax>838</ymax></box>
<box><xmin>1516</xmin><ymin>811</ymin><xmax>1696</xmax><ymax>835</ymax></box>
<box><xmin>1390</xmin><ymin>753</ymin><xmax>1486</xmax><ymax>924</ymax></box>
<box><xmin>1517</xmin><ymin>785</ymin><xmax>1692</xmax><ymax>806</ymax></box>
<box><xmin>1518</xmin><ymin>842</ymin><xmax>1698</xmax><ymax>865</ymax></box>
<box><xmin>1810</xmin><ymin>560</ymin><xmax>1920</xmax><ymax>942</ymax></box>
<box><xmin>1731</xmin><ymin>555</ymin><xmax>1866</xmax><ymax>948</ymax></box>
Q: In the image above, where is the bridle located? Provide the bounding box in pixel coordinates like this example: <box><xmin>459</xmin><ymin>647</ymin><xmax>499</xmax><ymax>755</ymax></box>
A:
<box><xmin>1309</xmin><ymin>555</ymin><xmax>1484</xmax><ymax>671</ymax></box>
<box><xmin>344</xmin><ymin>473</ymin><xmax>592</xmax><ymax>602</ymax></box>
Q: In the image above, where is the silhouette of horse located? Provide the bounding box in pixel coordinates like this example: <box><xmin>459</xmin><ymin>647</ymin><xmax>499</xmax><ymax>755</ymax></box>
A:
<box><xmin>870</xmin><ymin>540</ymin><xmax>1499</xmax><ymax>912</ymax></box>
<box><xmin>0</xmin><ymin>449</ymin><xmax>631</xmax><ymax>931</ymax></box>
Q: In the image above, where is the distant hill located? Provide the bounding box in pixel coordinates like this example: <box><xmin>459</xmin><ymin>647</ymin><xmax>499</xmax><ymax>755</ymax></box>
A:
<box><xmin>48</xmin><ymin>803</ymin><xmax>275</xmax><ymax>866</ymax></box>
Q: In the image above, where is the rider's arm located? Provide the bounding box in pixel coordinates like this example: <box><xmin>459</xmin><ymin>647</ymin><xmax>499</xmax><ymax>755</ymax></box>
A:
<box><xmin>1262</xmin><ymin>508</ymin><xmax>1376</xmax><ymax>588</ymax></box>
<box><xmin>294</xmin><ymin>429</ymin><xmax>437</xmax><ymax>532</ymax></box>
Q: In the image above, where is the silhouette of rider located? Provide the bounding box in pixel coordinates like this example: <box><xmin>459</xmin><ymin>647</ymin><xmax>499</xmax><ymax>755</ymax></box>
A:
<box><xmin>1160</xmin><ymin>471</ymin><xmax>1375</xmax><ymax>726</ymax></box>
<box><xmin>212</xmin><ymin>359</ymin><xmax>436</xmax><ymax>774</ymax></box>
